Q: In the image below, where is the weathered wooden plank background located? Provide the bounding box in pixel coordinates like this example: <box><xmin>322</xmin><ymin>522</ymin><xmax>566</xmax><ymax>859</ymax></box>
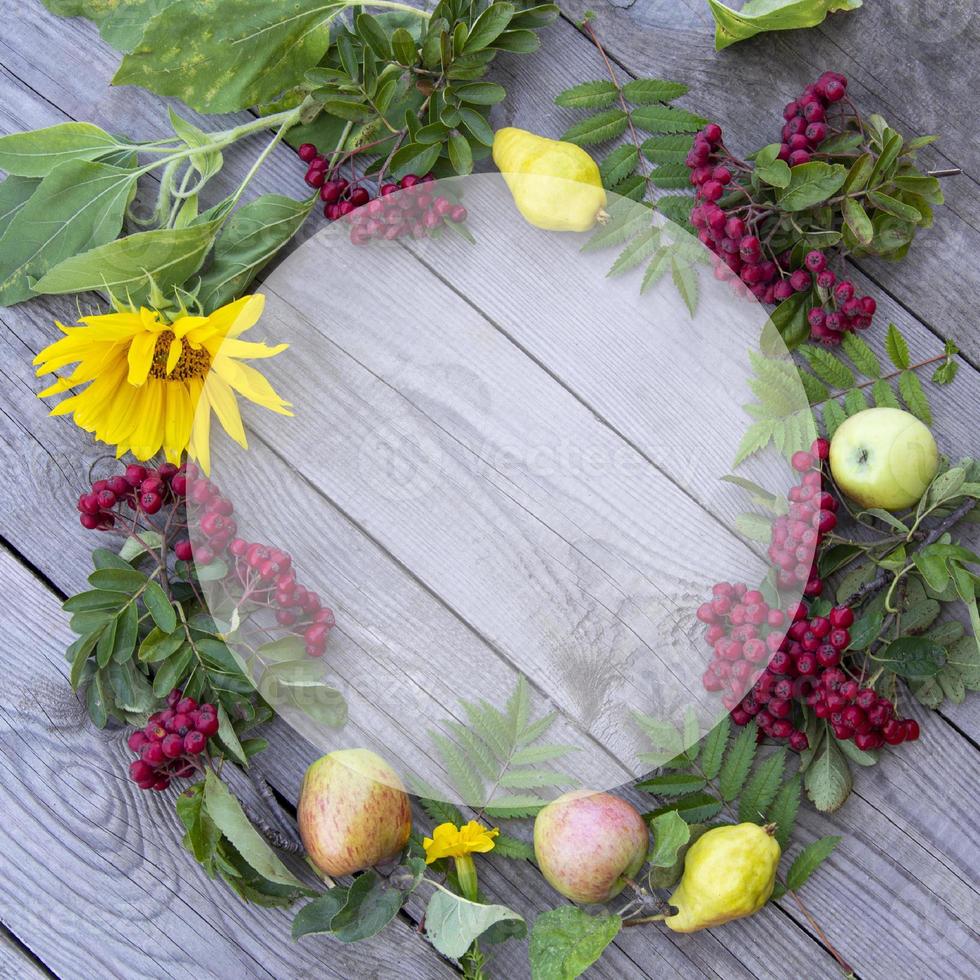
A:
<box><xmin>0</xmin><ymin>1</ymin><xmax>978</xmax><ymax>978</ymax></box>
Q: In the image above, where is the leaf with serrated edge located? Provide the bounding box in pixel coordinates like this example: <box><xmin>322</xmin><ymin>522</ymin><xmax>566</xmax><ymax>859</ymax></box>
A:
<box><xmin>718</xmin><ymin>720</ymin><xmax>758</xmax><ymax>801</ymax></box>
<box><xmin>884</xmin><ymin>322</ymin><xmax>910</xmax><ymax>369</ymax></box>
<box><xmin>786</xmin><ymin>836</ymin><xmax>842</xmax><ymax>891</ymax></box>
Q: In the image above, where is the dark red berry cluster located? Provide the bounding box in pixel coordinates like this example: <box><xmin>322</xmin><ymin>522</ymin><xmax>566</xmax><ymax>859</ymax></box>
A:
<box><xmin>687</xmin><ymin>72</ymin><xmax>882</xmax><ymax>344</ymax></box>
<box><xmin>795</xmin><ymin>252</ymin><xmax>876</xmax><ymax>343</ymax></box>
<box><xmin>77</xmin><ymin>460</ymin><xmax>336</xmax><ymax>659</ymax></box>
<box><xmin>769</xmin><ymin>439</ymin><xmax>837</xmax><ymax>595</ymax></box>
<box><xmin>76</xmin><ymin>462</ymin><xmax>184</xmax><ymax>530</ymax></box>
<box><xmin>803</xmin><ymin>662</ymin><xmax>919</xmax><ymax>750</ymax></box>
<box><xmin>185</xmin><ymin>464</ymin><xmax>337</xmax><ymax>657</ymax></box>
<box><xmin>778</xmin><ymin>72</ymin><xmax>848</xmax><ymax>167</ymax></box>
<box><xmin>127</xmin><ymin>691</ymin><xmax>218</xmax><ymax>792</ymax></box>
<box><xmin>299</xmin><ymin>142</ymin><xmax>467</xmax><ymax>245</ymax></box>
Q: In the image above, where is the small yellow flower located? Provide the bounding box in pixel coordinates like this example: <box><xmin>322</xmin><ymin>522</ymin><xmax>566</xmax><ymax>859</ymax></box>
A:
<box><xmin>422</xmin><ymin>820</ymin><xmax>500</xmax><ymax>865</ymax></box>
<box><xmin>33</xmin><ymin>295</ymin><xmax>291</xmax><ymax>473</ymax></box>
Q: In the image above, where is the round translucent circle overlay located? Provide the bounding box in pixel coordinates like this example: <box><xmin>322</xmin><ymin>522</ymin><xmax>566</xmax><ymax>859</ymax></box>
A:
<box><xmin>190</xmin><ymin>174</ymin><xmax>812</xmax><ymax>804</ymax></box>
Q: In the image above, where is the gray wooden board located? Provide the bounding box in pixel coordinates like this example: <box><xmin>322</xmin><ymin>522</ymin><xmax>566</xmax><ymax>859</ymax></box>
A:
<box><xmin>0</xmin><ymin>547</ymin><xmax>456</xmax><ymax>980</ymax></box>
<box><xmin>0</xmin><ymin>0</ymin><xmax>979</xmax><ymax>978</ymax></box>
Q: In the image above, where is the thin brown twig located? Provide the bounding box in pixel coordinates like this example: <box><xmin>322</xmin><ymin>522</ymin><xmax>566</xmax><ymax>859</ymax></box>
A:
<box><xmin>809</xmin><ymin>353</ymin><xmax>949</xmax><ymax>409</ymax></box>
<box><xmin>787</xmin><ymin>888</ymin><xmax>855</xmax><ymax>976</ymax></box>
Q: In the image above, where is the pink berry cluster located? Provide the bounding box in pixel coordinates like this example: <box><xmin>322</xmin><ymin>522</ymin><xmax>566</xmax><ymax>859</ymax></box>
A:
<box><xmin>298</xmin><ymin>142</ymin><xmax>466</xmax><ymax>245</ymax></box>
<box><xmin>768</xmin><ymin>438</ymin><xmax>838</xmax><ymax>595</ymax></box>
<box><xmin>76</xmin><ymin>461</ymin><xmax>184</xmax><ymax>530</ymax></box>
<box><xmin>700</xmin><ymin>587</ymin><xmax>820</xmax><ymax>751</ymax></box>
<box><xmin>185</xmin><ymin>465</ymin><xmax>337</xmax><ymax>657</ymax></box>
<box><xmin>127</xmin><ymin>691</ymin><xmax>218</xmax><ymax>792</ymax></box>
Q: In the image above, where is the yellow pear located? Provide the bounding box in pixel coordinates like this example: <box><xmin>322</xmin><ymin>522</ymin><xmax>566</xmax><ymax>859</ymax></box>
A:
<box><xmin>666</xmin><ymin>823</ymin><xmax>780</xmax><ymax>932</ymax></box>
<box><xmin>492</xmin><ymin>127</ymin><xmax>607</xmax><ymax>232</ymax></box>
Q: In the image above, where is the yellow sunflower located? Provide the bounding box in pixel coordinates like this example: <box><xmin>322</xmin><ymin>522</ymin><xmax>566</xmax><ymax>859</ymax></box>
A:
<box><xmin>33</xmin><ymin>295</ymin><xmax>291</xmax><ymax>473</ymax></box>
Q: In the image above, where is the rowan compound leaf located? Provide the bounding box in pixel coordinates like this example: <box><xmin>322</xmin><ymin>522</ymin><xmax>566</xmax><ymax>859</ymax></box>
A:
<box><xmin>554</xmin><ymin>80</ymin><xmax>619</xmax><ymax>109</ymax></box>
<box><xmin>884</xmin><ymin>323</ymin><xmax>911</xmax><ymax>369</ymax></box>
<box><xmin>786</xmin><ymin>835</ymin><xmax>842</xmax><ymax>891</ymax></box>
<box><xmin>718</xmin><ymin>721</ymin><xmax>759</xmax><ymax>802</ymax></box>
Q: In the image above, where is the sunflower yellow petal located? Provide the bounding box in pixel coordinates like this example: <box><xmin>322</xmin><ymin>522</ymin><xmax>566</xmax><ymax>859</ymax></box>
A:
<box><xmin>187</xmin><ymin>376</ymin><xmax>212</xmax><ymax>475</ymax></box>
<box><xmin>205</xmin><ymin>376</ymin><xmax>248</xmax><ymax>449</ymax></box>
<box><xmin>165</xmin><ymin>337</ymin><xmax>183</xmax><ymax>375</ymax></box>
<box><xmin>127</xmin><ymin>330</ymin><xmax>158</xmax><ymax>386</ymax></box>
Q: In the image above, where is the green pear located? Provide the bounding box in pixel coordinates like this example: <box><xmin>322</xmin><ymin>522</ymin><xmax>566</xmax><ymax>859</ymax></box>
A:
<box><xmin>297</xmin><ymin>748</ymin><xmax>411</xmax><ymax>876</ymax></box>
<box><xmin>534</xmin><ymin>790</ymin><xmax>649</xmax><ymax>903</ymax></box>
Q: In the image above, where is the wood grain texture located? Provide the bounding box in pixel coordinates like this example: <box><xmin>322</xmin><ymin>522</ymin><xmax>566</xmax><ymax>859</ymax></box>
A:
<box><xmin>551</xmin><ymin>0</ymin><xmax>980</xmax><ymax>361</ymax></box>
<box><xmin>0</xmin><ymin>1</ymin><xmax>978</xmax><ymax>978</ymax></box>
<box><xmin>0</xmin><ymin>547</ymin><xmax>456</xmax><ymax>980</ymax></box>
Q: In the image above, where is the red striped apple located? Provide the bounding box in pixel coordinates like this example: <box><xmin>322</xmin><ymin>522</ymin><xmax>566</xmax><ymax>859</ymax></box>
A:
<box><xmin>534</xmin><ymin>790</ymin><xmax>649</xmax><ymax>903</ymax></box>
<box><xmin>298</xmin><ymin>748</ymin><xmax>411</xmax><ymax>876</ymax></box>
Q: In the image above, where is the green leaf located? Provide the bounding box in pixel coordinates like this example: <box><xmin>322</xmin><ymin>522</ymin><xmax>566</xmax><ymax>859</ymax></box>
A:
<box><xmin>462</xmin><ymin>1</ymin><xmax>514</xmax><ymax>51</ymax></box>
<box><xmin>719</xmin><ymin>720</ymin><xmax>759</xmax><ymax>802</ymax></box>
<box><xmin>112</xmin><ymin>602</ymin><xmax>139</xmax><ymax>664</ymax></box>
<box><xmin>96</xmin><ymin>617</ymin><xmax>118</xmax><ymax>669</ymax></box>
<box><xmin>840</xmin><ymin>332</ymin><xmax>881</xmax><ymax>378</ymax></box>
<box><xmin>798</xmin><ymin>345</ymin><xmax>855</xmax><ymax>388</ymax></box>
<box><xmin>641</xmin><ymin>134</ymin><xmax>695</xmax><ymax>164</ymax></box>
<box><xmin>490</xmin><ymin>833</ymin><xmax>535</xmax><ymax>860</ymax></box>
<box><xmin>786</xmin><ymin>835</ymin><xmax>842</xmax><ymax>891</ymax></box>
<box><xmin>739</xmin><ymin>748</ymin><xmax>787</xmax><ymax>823</ymax></box>
<box><xmin>649</xmin><ymin>163</ymin><xmax>691</xmax><ymax>189</ymax></box>
<box><xmin>777</xmin><ymin>162</ymin><xmax>848</xmax><ymax>212</ymax></box>
<box><xmin>447</xmin><ymin>131</ymin><xmax>474</xmax><ymax>175</ymax></box>
<box><xmin>389</xmin><ymin>141</ymin><xmax>442</xmax><ymax>180</ymax></box>
<box><xmin>292</xmin><ymin>888</ymin><xmax>350</xmax><ymax>938</ymax></box>
<box><xmin>707</xmin><ymin>0</ymin><xmax>862</xmax><ymax>50</ymax></box>
<box><xmin>0</xmin><ymin>160</ymin><xmax>137</xmax><ymax>306</ymax></box>
<box><xmin>86</xmin><ymin>669</ymin><xmax>110</xmax><ymax>728</ymax></box>
<box><xmin>843</xmin><ymin>386</ymin><xmax>868</xmax><ymax>416</ymax></box>
<box><xmin>630</xmin><ymin>105</ymin><xmax>707</xmax><ymax>134</ymax></box>
<box><xmin>622</xmin><ymin>78</ymin><xmax>689</xmax><ymax>104</ymax></box>
<box><xmin>390</xmin><ymin>26</ymin><xmax>418</xmax><ymax>66</ymax></box>
<box><xmin>0</xmin><ymin>176</ymin><xmax>40</xmax><ymax>240</ymax></box>
<box><xmin>842</xmin><ymin>198</ymin><xmax>873</xmax><ymax>245</ymax></box>
<box><xmin>454</xmin><ymin>81</ymin><xmax>506</xmax><ymax>105</ymax></box>
<box><xmin>884</xmin><ymin>323</ymin><xmax>910</xmax><ymax>369</ymax></box>
<box><xmin>529</xmin><ymin>907</ymin><xmax>620</xmax><ymax>980</ymax></box>
<box><xmin>139</xmin><ymin>627</ymin><xmax>185</xmax><ymax>663</ymax></box>
<box><xmin>599</xmin><ymin>145</ymin><xmax>639</xmax><ymax>189</ymax></box>
<box><xmin>647</xmin><ymin>810</ymin><xmax>691</xmax><ymax>868</ymax></box>
<box><xmin>458</xmin><ymin>108</ymin><xmax>494</xmax><ymax>147</ymax></box>
<box><xmin>804</xmin><ymin>734</ymin><xmax>852</xmax><ymax>812</ymax></box>
<box><xmin>767</xmin><ymin>775</ymin><xmax>802</xmax><ymax>849</ymax></box>
<box><xmin>35</xmin><ymin>220</ymin><xmax>221</xmax><ymax>304</ymax></box>
<box><xmin>767</xmin><ymin>290</ymin><xmax>810</xmax><ymax>349</ymax></box>
<box><xmin>0</xmin><ymin>123</ymin><xmax>125</xmax><ymax>177</ymax></box>
<box><xmin>877</xmin><ymin>636</ymin><xmax>944</xmax><ymax>678</ymax></box>
<box><xmin>63</xmin><ymin>589</ymin><xmax>128</xmax><ymax>614</ymax></box>
<box><xmin>671</xmin><ymin>256</ymin><xmax>698</xmax><ymax>315</ymax></box>
<box><xmin>152</xmin><ymin>644</ymin><xmax>194</xmax><ymax>697</ymax></box>
<box><xmin>113</xmin><ymin>0</ymin><xmax>343</xmax><ymax>113</ymax></box>
<box><xmin>698</xmin><ymin>717</ymin><xmax>730</xmax><ymax>780</ymax></box>
<box><xmin>561</xmin><ymin>109</ymin><xmax>628</xmax><ymax>147</ymax></box>
<box><xmin>868</xmin><ymin>190</ymin><xmax>921</xmax><ymax>224</ymax></box>
<box><xmin>69</xmin><ymin>629</ymin><xmax>103</xmax><ymax>690</ymax></box>
<box><xmin>330</xmin><ymin>870</ymin><xmax>407</xmax><ymax>942</ymax></box>
<box><xmin>491</xmin><ymin>29</ymin><xmax>541</xmax><ymax>53</ymax></box>
<box><xmin>636</xmin><ymin>773</ymin><xmax>707</xmax><ymax>796</ymax></box>
<box><xmin>197</xmin><ymin>194</ymin><xmax>315</xmax><ymax>312</ymax></box>
<box><xmin>822</xmin><ymin>399</ymin><xmax>847</xmax><ymax>437</ymax></box>
<box><xmin>898</xmin><ymin>370</ymin><xmax>932</xmax><ymax>424</ymax></box>
<box><xmin>88</xmin><ymin>567</ymin><xmax>147</xmax><ymax>594</ymax></box>
<box><xmin>554</xmin><ymin>80</ymin><xmax>618</xmax><ymax>109</ymax></box>
<box><xmin>647</xmin><ymin>792</ymin><xmax>723</xmax><ymax>824</ymax></box>
<box><xmin>607</xmin><ymin>228</ymin><xmax>661</xmax><ymax>278</ymax></box>
<box><xmin>425</xmin><ymin>890</ymin><xmax>525</xmax><ymax>960</ymax></box>
<box><xmin>142</xmin><ymin>580</ymin><xmax>177</xmax><ymax>633</ymax></box>
<box><xmin>203</xmin><ymin>771</ymin><xmax>306</xmax><ymax>888</ymax></box>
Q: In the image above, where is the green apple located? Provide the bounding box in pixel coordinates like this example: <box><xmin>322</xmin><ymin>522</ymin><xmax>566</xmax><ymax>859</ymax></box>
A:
<box><xmin>829</xmin><ymin>407</ymin><xmax>938</xmax><ymax>511</ymax></box>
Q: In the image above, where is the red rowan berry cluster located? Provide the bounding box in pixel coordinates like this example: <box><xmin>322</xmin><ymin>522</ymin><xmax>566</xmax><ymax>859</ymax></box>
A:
<box><xmin>299</xmin><ymin>141</ymin><xmax>467</xmax><ymax>246</ymax></box>
<box><xmin>687</xmin><ymin>72</ymin><xmax>881</xmax><ymax>344</ymax></box>
<box><xmin>76</xmin><ymin>462</ymin><xmax>183</xmax><ymax>530</ymax></box>
<box><xmin>127</xmin><ymin>691</ymin><xmax>218</xmax><ymax>792</ymax></box>
<box><xmin>77</xmin><ymin>461</ymin><xmax>336</xmax><ymax>658</ymax></box>
<box><xmin>698</xmin><ymin>438</ymin><xmax>921</xmax><ymax>751</ymax></box>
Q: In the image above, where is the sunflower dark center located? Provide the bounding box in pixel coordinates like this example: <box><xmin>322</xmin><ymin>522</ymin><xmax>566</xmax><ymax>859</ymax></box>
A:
<box><xmin>148</xmin><ymin>330</ymin><xmax>211</xmax><ymax>381</ymax></box>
